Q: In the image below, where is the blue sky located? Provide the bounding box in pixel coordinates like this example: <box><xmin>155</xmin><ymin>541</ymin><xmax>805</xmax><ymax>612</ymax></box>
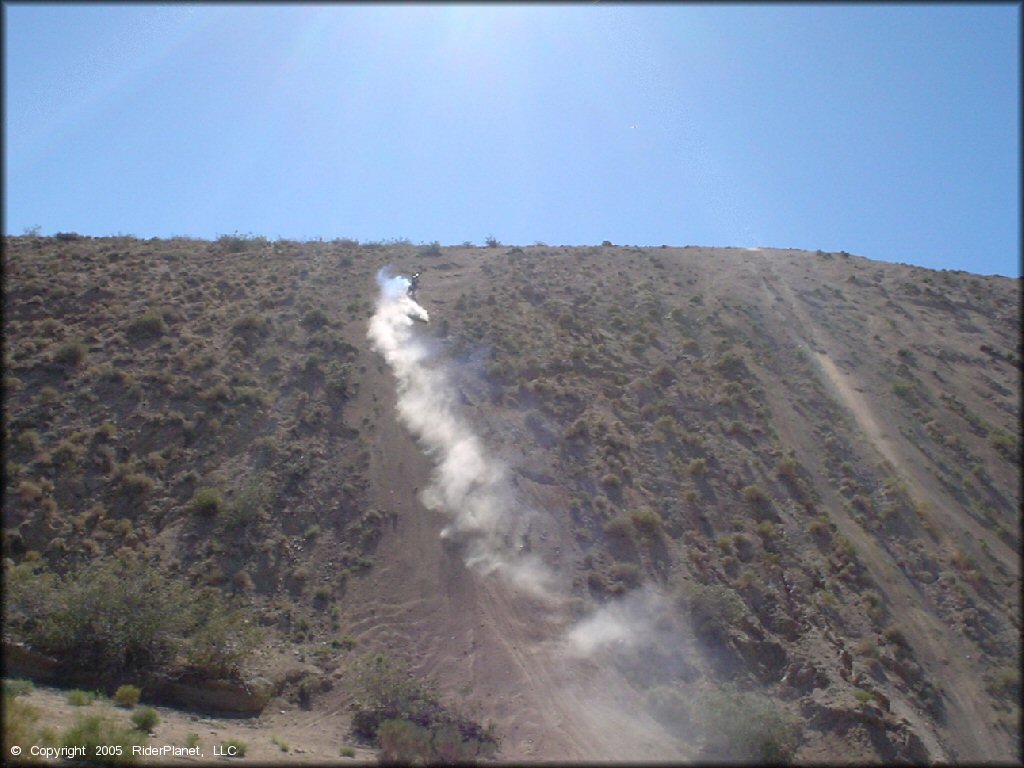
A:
<box><xmin>4</xmin><ymin>3</ymin><xmax>1020</xmax><ymax>276</ymax></box>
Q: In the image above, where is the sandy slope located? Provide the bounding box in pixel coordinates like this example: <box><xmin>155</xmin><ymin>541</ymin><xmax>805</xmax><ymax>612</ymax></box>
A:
<box><xmin>337</xmin><ymin>322</ymin><xmax>688</xmax><ymax>761</ymax></box>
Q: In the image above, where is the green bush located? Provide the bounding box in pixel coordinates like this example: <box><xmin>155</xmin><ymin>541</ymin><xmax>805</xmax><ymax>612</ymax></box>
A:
<box><xmin>699</xmin><ymin>684</ymin><xmax>799</xmax><ymax>762</ymax></box>
<box><xmin>130</xmin><ymin>707</ymin><xmax>159</xmax><ymax>732</ymax></box>
<box><xmin>301</xmin><ymin>309</ymin><xmax>329</xmax><ymax>329</ymax></box>
<box><xmin>67</xmin><ymin>689</ymin><xmax>97</xmax><ymax>706</ymax></box>
<box><xmin>4</xmin><ymin>679</ymin><xmax>35</xmax><ymax>698</ymax></box>
<box><xmin>189</xmin><ymin>487</ymin><xmax>224</xmax><ymax>517</ymax></box>
<box><xmin>55</xmin><ymin>340</ymin><xmax>87</xmax><ymax>367</ymax></box>
<box><xmin>120</xmin><ymin>473</ymin><xmax>154</xmax><ymax>495</ymax></box>
<box><xmin>61</xmin><ymin>714</ymin><xmax>146</xmax><ymax>764</ymax></box>
<box><xmin>378</xmin><ymin>718</ymin><xmax>432</xmax><ymax>763</ymax></box>
<box><xmin>219</xmin><ymin>739</ymin><xmax>247</xmax><ymax>757</ymax></box>
<box><xmin>7</xmin><ymin>557</ymin><xmax>259</xmax><ymax>680</ymax></box>
<box><xmin>715</xmin><ymin>351</ymin><xmax>751</xmax><ymax>381</ymax></box>
<box><xmin>629</xmin><ymin>508</ymin><xmax>663</xmax><ymax>539</ymax></box>
<box><xmin>114</xmin><ymin>685</ymin><xmax>141</xmax><ymax>708</ymax></box>
<box><xmin>741</xmin><ymin>485</ymin><xmax>770</xmax><ymax>506</ymax></box>
<box><xmin>231</xmin><ymin>315</ymin><xmax>270</xmax><ymax>337</ymax></box>
<box><xmin>3</xmin><ymin>696</ymin><xmax>42</xmax><ymax>757</ymax></box>
<box><xmin>680</xmin><ymin>582</ymin><xmax>746</xmax><ymax>638</ymax></box>
<box><xmin>351</xmin><ymin>654</ymin><xmax>498</xmax><ymax>761</ymax></box>
<box><xmin>126</xmin><ymin>311</ymin><xmax>166</xmax><ymax>339</ymax></box>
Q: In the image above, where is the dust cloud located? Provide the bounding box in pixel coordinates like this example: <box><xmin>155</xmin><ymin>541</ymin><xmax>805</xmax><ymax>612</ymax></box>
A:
<box><xmin>368</xmin><ymin>268</ymin><xmax>555</xmax><ymax>600</ymax></box>
<box><xmin>368</xmin><ymin>269</ymin><xmax>699</xmax><ymax>757</ymax></box>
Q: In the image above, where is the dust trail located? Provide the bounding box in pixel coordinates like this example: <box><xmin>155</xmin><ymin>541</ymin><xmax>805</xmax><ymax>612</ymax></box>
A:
<box><xmin>368</xmin><ymin>268</ymin><xmax>694</xmax><ymax>757</ymax></box>
<box><xmin>367</xmin><ymin>268</ymin><xmax>555</xmax><ymax>600</ymax></box>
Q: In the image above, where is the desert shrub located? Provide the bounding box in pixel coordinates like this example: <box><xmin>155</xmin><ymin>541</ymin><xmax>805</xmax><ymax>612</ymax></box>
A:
<box><xmin>221</xmin><ymin>477</ymin><xmax>271</xmax><ymax>530</ymax></box>
<box><xmin>340</xmin><ymin>745</ymin><xmax>356</xmax><ymax>758</ymax></box>
<box><xmin>126</xmin><ymin>311</ymin><xmax>166</xmax><ymax>339</ymax></box>
<box><xmin>652</xmin><ymin>415</ymin><xmax>677</xmax><ymax>438</ymax></box>
<box><xmin>53</xmin><ymin>439</ymin><xmax>86</xmax><ymax>469</ymax></box>
<box><xmin>609</xmin><ymin>562</ymin><xmax>642</xmax><ymax>589</ymax></box>
<box><xmin>8</xmin><ymin>557</ymin><xmax>258</xmax><ymax>680</ymax></box>
<box><xmin>62</xmin><ymin>714</ymin><xmax>146</xmax><ymax>764</ymax></box>
<box><xmin>120</xmin><ymin>473</ymin><xmax>154</xmax><ymax>495</ymax></box>
<box><xmin>680</xmin><ymin>582</ymin><xmax>746</xmax><ymax>639</ymax></box>
<box><xmin>55</xmin><ymin>339</ymin><xmax>87</xmax><ymax>366</ymax></box>
<box><xmin>217</xmin><ymin>232</ymin><xmax>266</xmax><ymax>252</ymax></box>
<box><xmin>231</xmin><ymin>314</ymin><xmax>270</xmax><ymax>337</ymax></box>
<box><xmin>4</xmin><ymin>679</ymin><xmax>34</xmax><ymax>698</ymax></box>
<box><xmin>699</xmin><ymin>684</ymin><xmax>799</xmax><ymax>762</ymax></box>
<box><xmin>352</xmin><ymin>654</ymin><xmax>498</xmax><ymax>760</ymax></box>
<box><xmin>741</xmin><ymin>484</ymin><xmax>769</xmax><ymax>506</ymax></box>
<box><xmin>3</xmin><ymin>695</ymin><xmax>42</xmax><ymax>757</ymax></box>
<box><xmin>219</xmin><ymin>739</ymin><xmax>247</xmax><ymax>757</ymax></box>
<box><xmin>130</xmin><ymin>707</ymin><xmax>159</xmax><ymax>732</ymax></box>
<box><xmin>114</xmin><ymin>685</ymin><xmax>142</xmax><ymax>708</ymax></box>
<box><xmin>986</xmin><ymin>666</ymin><xmax>1020</xmax><ymax>701</ymax></box>
<box><xmin>651</xmin><ymin>363</ymin><xmax>677</xmax><ymax>387</ymax></box>
<box><xmin>189</xmin><ymin>487</ymin><xmax>224</xmax><ymax>517</ymax></box>
<box><xmin>301</xmin><ymin>308</ymin><xmax>329</xmax><ymax>329</ymax></box>
<box><xmin>16</xmin><ymin>429</ymin><xmax>41</xmax><ymax>453</ymax></box>
<box><xmin>378</xmin><ymin>718</ymin><xmax>432</xmax><ymax>764</ymax></box>
<box><xmin>687</xmin><ymin>458</ymin><xmax>707</xmax><ymax>476</ymax></box>
<box><xmin>603</xmin><ymin>515</ymin><xmax>635</xmax><ymax>546</ymax></box>
<box><xmin>67</xmin><ymin>689</ymin><xmax>98</xmax><ymax>706</ymax></box>
<box><xmin>883</xmin><ymin>623</ymin><xmax>910</xmax><ymax>651</ymax></box>
<box><xmin>775</xmin><ymin>456</ymin><xmax>801</xmax><ymax>481</ymax></box>
<box><xmin>629</xmin><ymin>508</ymin><xmax>663</xmax><ymax>539</ymax></box>
<box><xmin>417</xmin><ymin>241</ymin><xmax>442</xmax><ymax>257</ymax></box>
<box><xmin>990</xmin><ymin>432</ymin><xmax>1017</xmax><ymax>462</ymax></box>
<box><xmin>38</xmin><ymin>386</ymin><xmax>61</xmax><ymax>406</ymax></box>
<box><xmin>715</xmin><ymin>351</ymin><xmax>751</xmax><ymax>381</ymax></box>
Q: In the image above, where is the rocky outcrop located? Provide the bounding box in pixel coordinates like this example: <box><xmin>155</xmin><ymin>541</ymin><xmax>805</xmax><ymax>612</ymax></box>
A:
<box><xmin>3</xmin><ymin>641</ymin><xmax>59</xmax><ymax>682</ymax></box>
<box><xmin>800</xmin><ymin>699</ymin><xmax>931</xmax><ymax>765</ymax></box>
<box><xmin>154</xmin><ymin>676</ymin><xmax>273</xmax><ymax>716</ymax></box>
<box><xmin>781</xmin><ymin>660</ymin><xmax>830</xmax><ymax>693</ymax></box>
<box><xmin>3</xmin><ymin>640</ymin><xmax>270</xmax><ymax>717</ymax></box>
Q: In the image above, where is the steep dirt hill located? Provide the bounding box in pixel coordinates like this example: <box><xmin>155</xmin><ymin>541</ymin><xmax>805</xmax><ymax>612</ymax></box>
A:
<box><xmin>2</xmin><ymin>235</ymin><xmax>1019</xmax><ymax>763</ymax></box>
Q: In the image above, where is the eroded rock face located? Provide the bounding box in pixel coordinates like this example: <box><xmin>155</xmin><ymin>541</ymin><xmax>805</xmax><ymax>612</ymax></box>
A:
<box><xmin>732</xmin><ymin>633</ymin><xmax>788</xmax><ymax>684</ymax></box>
<box><xmin>155</xmin><ymin>676</ymin><xmax>273</xmax><ymax>716</ymax></box>
<box><xmin>3</xmin><ymin>641</ymin><xmax>59</xmax><ymax>682</ymax></box>
<box><xmin>800</xmin><ymin>699</ymin><xmax>931</xmax><ymax>765</ymax></box>
<box><xmin>781</xmin><ymin>660</ymin><xmax>830</xmax><ymax>693</ymax></box>
<box><xmin>3</xmin><ymin>639</ymin><xmax>272</xmax><ymax>717</ymax></box>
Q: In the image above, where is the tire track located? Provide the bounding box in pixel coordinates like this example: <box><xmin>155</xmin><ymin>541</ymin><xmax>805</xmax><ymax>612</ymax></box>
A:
<box><xmin>755</xmin><ymin>252</ymin><xmax>1008</xmax><ymax>761</ymax></box>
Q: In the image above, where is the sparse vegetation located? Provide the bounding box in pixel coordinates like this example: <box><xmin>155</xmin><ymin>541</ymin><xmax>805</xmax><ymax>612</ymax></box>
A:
<box><xmin>61</xmin><ymin>714</ymin><xmax>147</xmax><ymax>764</ymax></box>
<box><xmin>1</xmin><ymin>235</ymin><xmax>1016</xmax><ymax>764</ymax></box>
<box><xmin>351</xmin><ymin>654</ymin><xmax>498</xmax><ymax>762</ymax></box>
<box><xmin>6</xmin><ymin>557</ymin><xmax>258</xmax><ymax>680</ymax></box>
<box><xmin>114</xmin><ymin>685</ymin><xmax>142</xmax><ymax>708</ymax></box>
<box><xmin>699</xmin><ymin>684</ymin><xmax>800</xmax><ymax>762</ymax></box>
<box><xmin>130</xmin><ymin>707</ymin><xmax>159</xmax><ymax>732</ymax></box>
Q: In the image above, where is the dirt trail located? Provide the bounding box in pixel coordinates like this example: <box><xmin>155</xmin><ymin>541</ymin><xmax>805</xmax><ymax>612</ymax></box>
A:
<box><xmin>340</xmin><ymin>314</ymin><xmax>685</xmax><ymax>761</ymax></box>
<box><xmin>755</xmin><ymin>252</ymin><xmax>1008</xmax><ymax>761</ymax></box>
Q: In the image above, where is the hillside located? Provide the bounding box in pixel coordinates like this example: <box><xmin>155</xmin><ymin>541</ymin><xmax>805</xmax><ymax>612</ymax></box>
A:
<box><xmin>2</xmin><ymin>234</ymin><xmax>1020</xmax><ymax>763</ymax></box>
